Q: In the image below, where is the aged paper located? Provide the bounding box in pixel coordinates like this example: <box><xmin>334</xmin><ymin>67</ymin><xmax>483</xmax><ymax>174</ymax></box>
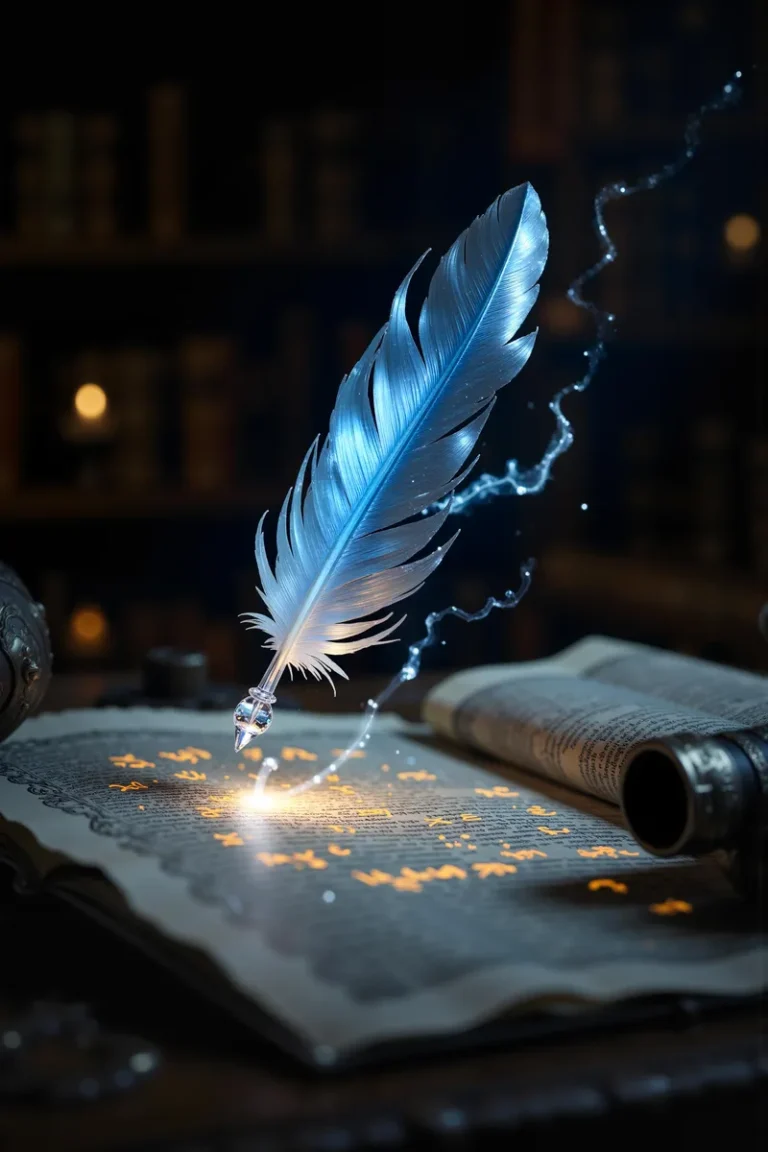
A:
<box><xmin>0</xmin><ymin>707</ymin><xmax>765</xmax><ymax>1064</ymax></box>
<box><xmin>425</xmin><ymin>636</ymin><xmax>768</xmax><ymax>802</ymax></box>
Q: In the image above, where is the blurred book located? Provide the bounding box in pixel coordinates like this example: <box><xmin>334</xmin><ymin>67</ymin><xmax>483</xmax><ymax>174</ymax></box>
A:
<box><xmin>203</xmin><ymin>618</ymin><xmax>238</xmax><ymax>682</ymax></box>
<box><xmin>337</xmin><ymin>319</ymin><xmax>374</xmax><ymax>378</ymax></box>
<box><xmin>630</xmin><ymin>43</ymin><xmax>672</xmax><ymax>120</ymax></box>
<box><xmin>13</xmin><ymin>112</ymin><xmax>44</xmax><ymax>238</ymax></box>
<box><xmin>259</xmin><ymin>119</ymin><xmax>297</xmax><ymax>246</ymax></box>
<box><xmin>178</xmin><ymin>336</ymin><xmax>237</xmax><ymax>492</ymax></box>
<box><xmin>0</xmin><ymin>334</ymin><xmax>22</xmax><ymax>495</ymax></box>
<box><xmin>623</xmin><ymin>427</ymin><xmax>660</xmax><ymax>559</ymax></box>
<box><xmin>748</xmin><ymin>435</ymin><xmax>768</xmax><ymax>576</ymax></box>
<box><xmin>690</xmin><ymin>418</ymin><xmax>735</xmax><ymax>568</ymax></box>
<box><xmin>237</xmin><ymin>358</ymin><xmax>277</xmax><ymax>484</ymax></box>
<box><xmin>42</xmin><ymin>111</ymin><xmax>77</xmax><ymax>238</ymax></box>
<box><xmin>509</xmin><ymin>0</ymin><xmax>576</xmax><ymax>160</ymax></box>
<box><xmin>582</xmin><ymin>5</ymin><xmax>624</xmax><ymax>131</ymax></box>
<box><xmin>79</xmin><ymin>113</ymin><xmax>118</xmax><ymax>241</ymax></box>
<box><xmin>309</xmin><ymin>110</ymin><xmax>362</xmax><ymax>248</ymax></box>
<box><xmin>166</xmin><ymin>599</ymin><xmax>206</xmax><ymax>653</ymax></box>
<box><xmin>148</xmin><ymin>84</ymin><xmax>186</xmax><ymax>243</ymax></box>
<box><xmin>121</xmin><ymin>601</ymin><xmax>163</xmax><ymax>668</ymax></box>
<box><xmin>275</xmin><ymin>307</ymin><xmax>314</xmax><ymax>476</ymax></box>
<box><xmin>59</xmin><ymin>350</ymin><xmax>116</xmax><ymax>490</ymax></box>
<box><xmin>111</xmin><ymin>348</ymin><xmax>164</xmax><ymax>490</ymax></box>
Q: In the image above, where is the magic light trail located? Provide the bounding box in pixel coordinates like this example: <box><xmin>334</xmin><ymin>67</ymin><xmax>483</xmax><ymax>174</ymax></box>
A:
<box><xmin>252</xmin><ymin>70</ymin><xmax>744</xmax><ymax>804</ymax></box>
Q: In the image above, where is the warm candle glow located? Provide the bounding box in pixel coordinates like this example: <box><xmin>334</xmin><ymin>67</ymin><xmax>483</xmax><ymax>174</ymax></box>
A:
<box><xmin>724</xmin><ymin>213</ymin><xmax>760</xmax><ymax>253</ymax></box>
<box><xmin>74</xmin><ymin>382</ymin><xmax>108</xmax><ymax>421</ymax></box>
<box><xmin>69</xmin><ymin>604</ymin><xmax>109</xmax><ymax>651</ymax></box>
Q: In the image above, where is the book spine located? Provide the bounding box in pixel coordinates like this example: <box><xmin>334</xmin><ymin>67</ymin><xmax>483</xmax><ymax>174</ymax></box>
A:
<box><xmin>120</xmin><ymin>601</ymin><xmax>162</xmax><ymax>667</ymax></box>
<box><xmin>178</xmin><ymin>337</ymin><xmax>236</xmax><ymax>492</ymax></box>
<box><xmin>42</xmin><ymin>111</ymin><xmax>77</xmax><ymax>239</ymax></box>
<box><xmin>309</xmin><ymin>111</ymin><xmax>361</xmax><ymax>248</ymax></box>
<box><xmin>509</xmin><ymin>0</ymin><xmax>577</xmax><ymax>161</ymax></box>
<box><xmin>13</xmin><ymin>113</ymin><xmax>44</xmax><ymax>238</ymax></box>
<box><xmin>689</xmin><ymin>419</ymin><xmax>735</xmax><ymax>568</ymax></box>
<box><xmin>337</xmin><ymin>320</ymin><xmax>374</xmax><ymax>379</ymax></box>
<box><xmin>260</xmin><ymin>119</ymin><xmax>296</xmax><ymax>246</ymax></box>
<box><xmin>203</xmin><ymin>618</ymin><xmax>237</xmax><ymax>681</ymax></box>
<box><xmin>111</xmin><ymin>348</ymin><xmax>162</xmax><ymax>490</ymax></box>
<box><xmin>0</xmin><ymin>335</ymin><xmax>22</xmax><ymax>495</ymax></box>
<box><xmin>748</xmin><ymin>435</ymin><xmax>768</xmax><ymax>576</ymax></box>
<box><xmin>148</xmin><ymin>85</ymin><xmax>186</xmax><ymax>243</ymax></box>
<box><xmin>623</xmin><ymin>427</ymin><xmax>661</xmax><ymax>559</ymax></box>
<box><xmin>79</xmin><ymin>114</ymin><xmax>118</xmax><ymax>241</ymax></box>
<box><xmin>275</xmin><ymin>308</ymin><xmax>313</xmax><ymax>477</ymax></box>
<box><xmin>582</xmin><ymin>5</ymin><xmax>624</xmax><ymax>132</ymax></box>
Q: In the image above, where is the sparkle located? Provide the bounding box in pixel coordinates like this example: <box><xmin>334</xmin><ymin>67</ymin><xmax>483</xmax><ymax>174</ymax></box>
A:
<box><xmin>322</xmin><ymin>890</ymin><xmax>336</xmax><ymax>903</ymax></box>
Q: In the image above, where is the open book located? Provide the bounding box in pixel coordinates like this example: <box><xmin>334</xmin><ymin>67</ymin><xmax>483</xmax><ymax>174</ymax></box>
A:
<box><xmin>425</xmin><ymin>634</ymin><xmax>768</xmax><ymax>831</ymax></box>
<box><xmin>0</xmin><ymin>651</ymin><xmax>766</xmax><ymax>1068</ymax></box>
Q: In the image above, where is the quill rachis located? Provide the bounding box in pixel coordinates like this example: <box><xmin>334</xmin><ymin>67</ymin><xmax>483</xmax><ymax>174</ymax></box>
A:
<box><xmin>234</xmin><ymin>183</ymin><xmax>548</xmax><ymax>750</ymax></box>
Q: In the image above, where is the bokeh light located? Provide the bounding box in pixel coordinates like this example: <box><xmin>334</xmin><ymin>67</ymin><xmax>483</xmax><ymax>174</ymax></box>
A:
<box><xmin>724</xmin><ymin>213</ymin><xmax>761</xmax><ymax>253</ymax></box>
<box><xmin>69</xmin><ymin>604</ymin><xmax>109</xmax><ymax>652</ymax></box>
<box><xmin>74</xmin><ymin>383</ymin><xmax>108</xmax><ymax>421</ymax></box>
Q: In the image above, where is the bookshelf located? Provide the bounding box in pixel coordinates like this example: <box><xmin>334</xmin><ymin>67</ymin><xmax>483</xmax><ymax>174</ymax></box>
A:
<box><xmin>0</xmin><ymin>486</ymin><xmax>283</xmax><ymax>520</ymax></box>
<box><xmin>0</xmin><ymin>0</ymin><xmax>764</xmax><ymax>679</ymax></box>
<box><xmin>0</xmin><ymin>235</ymin><xmax>417</xmax><ymax>268</ymax></box>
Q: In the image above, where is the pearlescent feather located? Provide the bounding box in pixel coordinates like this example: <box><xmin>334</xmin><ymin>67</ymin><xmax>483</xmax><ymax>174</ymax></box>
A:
<box><xmin>243</xmin><ymin>183</ymin><xmax>548</xmax><ymax>692</ymax></box>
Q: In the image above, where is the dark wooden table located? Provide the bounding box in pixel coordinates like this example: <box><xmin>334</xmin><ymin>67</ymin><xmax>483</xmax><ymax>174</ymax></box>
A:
<box><xmin>1</xmin><ymin>674</ymin><xmax>766</xmax><ymax>1150</ymax></box>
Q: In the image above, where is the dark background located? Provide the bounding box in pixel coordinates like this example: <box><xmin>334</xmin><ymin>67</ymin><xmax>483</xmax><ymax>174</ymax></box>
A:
<box><xmin>0</xmin><ymin>1</ymin><xmax>765</xmax><ymax>692</ymax></box>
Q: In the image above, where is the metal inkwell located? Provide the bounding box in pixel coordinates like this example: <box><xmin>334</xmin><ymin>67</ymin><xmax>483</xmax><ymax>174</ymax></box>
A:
<box><xmin>0</xmin><ymin>562</ymin><xmax>53</xmax><ymax>744</ymax></box>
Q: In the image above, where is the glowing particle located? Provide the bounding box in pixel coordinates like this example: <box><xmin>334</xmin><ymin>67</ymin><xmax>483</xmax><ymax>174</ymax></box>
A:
<box><xmin>160</xmin><ymin>747</ymin><xmax>211</xmax><ymax>764</ymax></box>
<box><xmin>322</xmin><ymin>890</ymin><xmax>336</xmax><ymax>904</ymax></box>
<box><xmin>397</xmin><ymin>770</ymin><xmax>436</xmax><ymax>781</ymax></box>
<box><xmin>327</xmin><ymin>844</ymin><xmax>351</xmax><ymax>857</ymax></box>
<box><xmin>650</xmin><ymin>898</ymin><xmax>693</xmax><ymax>916</ymax></box>
<box><xmin>475</xmin><ymin>786</ymin><xmax>519</xmax><ymax>797</ymax></box>
<box><xmin>214</xmin><ymin>832</ymin><xmax>244</xmax><ymax>848</ymax></box>
<box><xmin>501</xmin><ymin>848</ymin><xmax>547</xmax><ymax>860</ymax></box>
<box><xmin>280</xmin><ymin>747</ymin><xmax>318</xmax><ymax>762</ymax></box>
<box><xmin>588</xmin><ymin>878</ymin><xmax>628</xmax><ymax>894</ymax></box>
<box><xmin>577</xmin><ymin>845</ymin><xmax>619</xmax><ymax>859</ymax></box>
<box><xmin>537</xmin><ymin>826</ymin><xmax>570</xmax><ymax>836</ymax></box>
<box><xmin>580</xmin><ymin>502</ymin><xmax>588</xmax><ymax>511</ymax></box>
<box><xmin>472</xmin><ymin>862</ymin><xmax>518</xmax><ymax>879</ymax></box>
<box><xmin>109</xmin><ymin>753</ymin><xmax>155</xmax><ymax>769</ymax></box>
<box><xmin>527</xmin><ymin>805</ymin><xmax>556</xmax><ymax>817</ymax></box>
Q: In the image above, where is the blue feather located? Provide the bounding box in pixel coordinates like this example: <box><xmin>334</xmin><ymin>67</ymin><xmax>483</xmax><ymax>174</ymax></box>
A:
<box><xmin>243</xmin><ymin>182</ymin><xmax>548</xmax><ymax>692</ymax></box>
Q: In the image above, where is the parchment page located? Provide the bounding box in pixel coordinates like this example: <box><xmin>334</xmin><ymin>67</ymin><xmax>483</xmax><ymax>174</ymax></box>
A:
<box><xmin>424</xmin><ymin>636</ymin><xmax>768</xmax><ymax>803</ymax></box>
<box><xmin>0</xmin><ymin>708</ymin><xmax>765</xmax><ymax>1064</ymax></box>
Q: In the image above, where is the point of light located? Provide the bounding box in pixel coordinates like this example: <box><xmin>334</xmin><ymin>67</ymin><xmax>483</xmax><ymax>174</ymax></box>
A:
<box><xmin>69</xmin><ymin>604</ymin><xmax>109</xmax><ymax>651</ymax></box>
<box><xmin>581</xmin><ymin>502</ymin><xmax>588</xmax><ymax>511</ymax></box>
<box><xmin>322</xmin><ymin>890</ymin><xmax>336</xmax><ymax>903</ymax></box>
<box><xmin>74</xmin><ymin>383</ymin><xmax>108</xmax><ymax>421</ymax></box>
<box><xmin>241</xmin><ymin>789</ymin><xmax>278</xmax><ymax>812</ymax></box>
<box><xmin>724</xmin><ymin>213</ymin><xmax>760</xmax><ymax>253</ymax></box>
